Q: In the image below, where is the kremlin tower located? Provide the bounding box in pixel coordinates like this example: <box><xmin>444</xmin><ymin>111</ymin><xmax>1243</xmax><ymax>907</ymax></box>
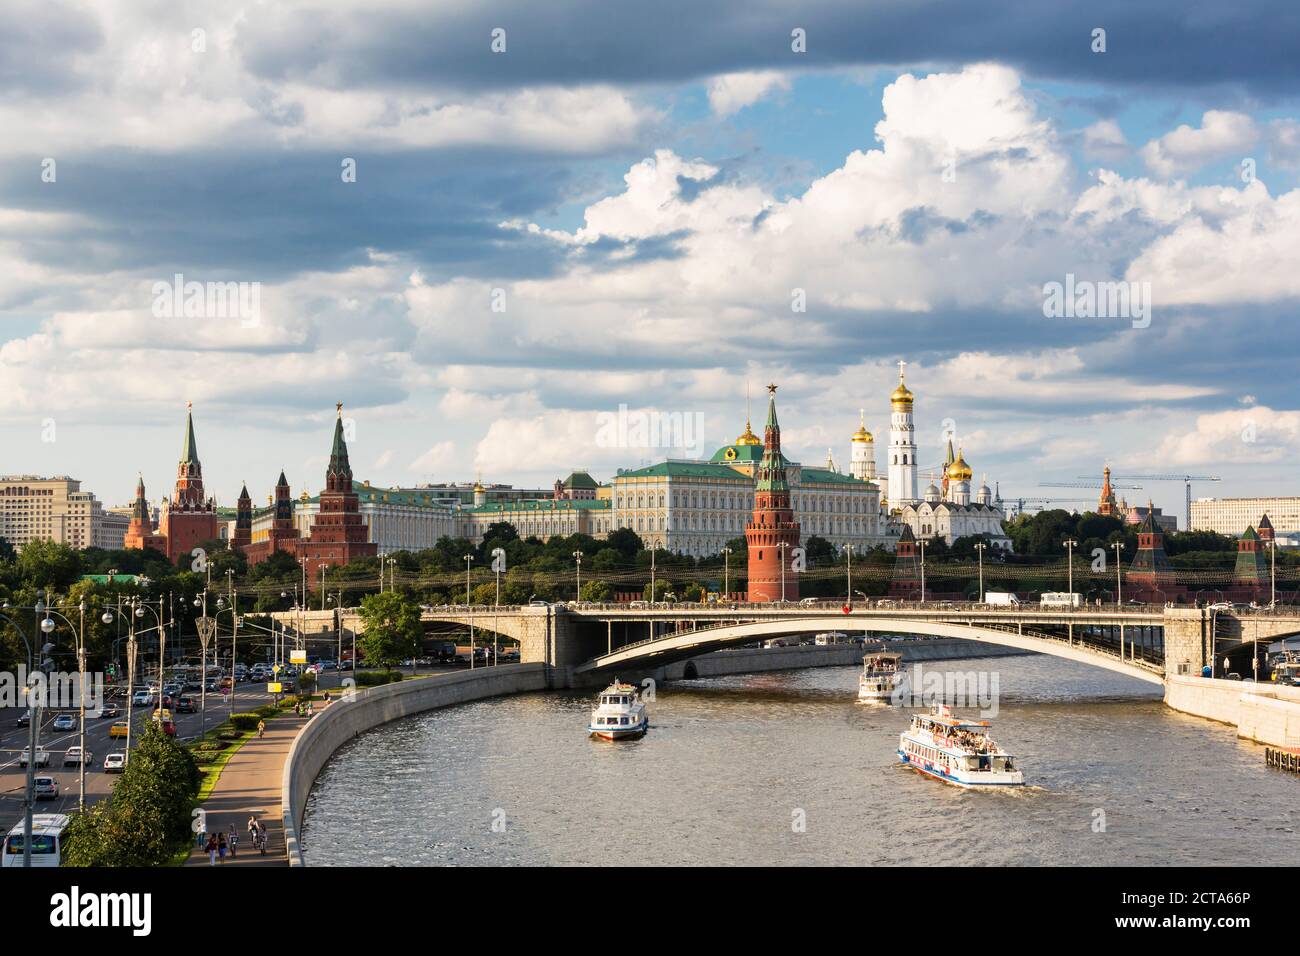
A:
<box><xmin>295</xmin><ymin>403</ymin><xmax>377</xmax><ymax>579</ymax></box>
<box><xmin>125</xmin><ymin>404</ymin><xmax>220</xmax><ymax>563</ymax></box>
<box><xmin>745</xmin><ymin>385</ymin><xmax>801</xmax><ymax>602</ymax></box>
<box><xmin>231</xmin><ymin>483</ymin><xmax>252</xmax><ymax>549</ymax></box>
<box><xmin>123</xmin><ymin>475</ymin><xmax>167</xmax><ymax>552</ymax></box>
<box><xmin>885</xmin><ymin>362</ymin><xmax>918</xmax><ymax>507</ymax></box>
<box><xmin>1097</xmin><ymin>466</ymin><xmax>1118</xmax><ymax>517</ymax></box>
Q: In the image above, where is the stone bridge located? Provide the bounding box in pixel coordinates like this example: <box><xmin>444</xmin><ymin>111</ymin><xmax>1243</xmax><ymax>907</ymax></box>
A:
<box><xmin>272</xmin><ymin>602</ymin><xmax>1300</xmax><ymax>688</ymax></box>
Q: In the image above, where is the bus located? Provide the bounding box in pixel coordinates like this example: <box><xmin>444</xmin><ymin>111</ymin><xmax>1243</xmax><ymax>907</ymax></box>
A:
<box><xmin>2</xmin><ymin>814</ymin><xmax>70</xmax><ymax>867</ymax></box>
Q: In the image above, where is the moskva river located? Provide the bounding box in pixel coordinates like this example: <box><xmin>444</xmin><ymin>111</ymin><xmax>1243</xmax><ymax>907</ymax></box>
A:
<box><xmin>300</xmin><ymin>656</ymin><xmax>1299</xmax><ymax>865</ymax></box>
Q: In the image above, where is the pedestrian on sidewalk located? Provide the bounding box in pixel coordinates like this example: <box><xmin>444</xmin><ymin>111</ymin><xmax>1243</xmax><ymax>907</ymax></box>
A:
<box><xmin>217</xmin><ymin>831</ymin><xmax>227</xmax><ymax>863</ymax></box>
<box><xmin>228</xmin><ymin>825</ymin><xmax>239</xmax><ymax>858</ymax></box>
<box><xmin>257</xmin><ymin>821</ymin><xmax>267</xmax><ymax>855</ymax></box>
<box><xmin>257</xmin><ymin>719</ymin><xmax>266</xmax><ymax>738</ymax></box>
<box><xmin>206</xmin><ymin>834</ymin><xmax>218</xmax><ymax>866</ymax></box>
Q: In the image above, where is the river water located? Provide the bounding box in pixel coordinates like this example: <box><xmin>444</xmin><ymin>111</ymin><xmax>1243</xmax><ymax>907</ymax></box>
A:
<box><xmin>300</xmin><ymin>656</ymin><xmax>1299</xmax><ymax>866</ymax></box>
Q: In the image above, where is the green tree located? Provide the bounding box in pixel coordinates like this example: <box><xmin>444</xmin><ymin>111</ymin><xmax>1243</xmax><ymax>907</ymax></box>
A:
<box><xmin>580</xmin><ymin>579</ymin><xmax>613</xmax><ymax>602</ymax></box>
<box><xmin>357</xmin><ymin>591</ymin><xmax>422</xmax><ymax>673</ymax></box>
<box><xmin>63</xmin><ymin>723</ymin><xmax>200</xmax><ymax>867</ymax></box>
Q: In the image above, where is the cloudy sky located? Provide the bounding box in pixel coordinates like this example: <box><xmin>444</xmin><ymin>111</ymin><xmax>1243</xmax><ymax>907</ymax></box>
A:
<box><xmin>2</xmin><ymin>0</ymin><xmax>1298</xmax><ymax>521</ymax></box>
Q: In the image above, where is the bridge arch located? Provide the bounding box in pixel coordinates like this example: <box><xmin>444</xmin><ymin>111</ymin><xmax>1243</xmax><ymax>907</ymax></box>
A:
<box><xmin>576</xmin><ymin>616</ymin><xmax>1164</xmax><ymax>686</ymax></box>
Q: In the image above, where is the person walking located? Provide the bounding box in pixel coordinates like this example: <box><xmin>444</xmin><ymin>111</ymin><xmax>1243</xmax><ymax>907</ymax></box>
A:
<box><xmin>206</xmin><ymin>834</ymin><xmax>218</xmax><ymax>866</ymax></box>
<box><xmin>217</xmin><ymin>831</ymin><xmax>227</xmax><ymax>863</ymax></box>
<box><xmin>257</xmin><ymin>820</ymin><xmax>268</xmax><ymax>855</ymax></box>
<box><xmin>228</xmin><ymin>825</ymin><xmax>238</xmax><ymax>859</ymax></box>
<box><xmin>257</xmin><ymin>718</ymin><xmax>266</xmax><ymax>739</ymax></box>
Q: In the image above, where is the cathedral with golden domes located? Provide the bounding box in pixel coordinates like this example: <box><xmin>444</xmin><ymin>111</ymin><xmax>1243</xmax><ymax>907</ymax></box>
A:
<box><xmin>848</xmin><ymin>361</ymin><xmax>1011</xmax><ymax>550</ymax></box>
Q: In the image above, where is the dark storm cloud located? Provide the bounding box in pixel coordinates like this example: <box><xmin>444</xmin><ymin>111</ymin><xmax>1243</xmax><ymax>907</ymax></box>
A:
<box><xmin>0</xmin><ymin>149</ymin><xmax>580</xmax><ymax>283</ymax></box>
<box><xmin>234</xmin><ymin>1</ymin><xmax>1300</xmax><ymax>100</ymax></box>
<box><xmin>0</xmin><ymin>0</ymin><xmax>103</xmax><ymax>95</ymax></box>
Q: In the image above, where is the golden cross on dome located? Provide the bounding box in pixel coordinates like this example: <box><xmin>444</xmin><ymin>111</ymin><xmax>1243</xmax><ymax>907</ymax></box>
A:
<box><xmin>766</xmin><ymin>383</ymin><xmax>777</xmax><ymax>394</ymax></box>
<box><xmin>897</xmin><ymin>359</ymin><xmax>907</xmax><ymax>380</ymax></box>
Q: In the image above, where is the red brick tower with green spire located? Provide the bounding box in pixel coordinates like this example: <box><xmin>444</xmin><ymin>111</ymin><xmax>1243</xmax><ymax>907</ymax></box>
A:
<box><xmin>159</xmin><ymin>402</ymin><xmax>220</xmax><ymax>563</ymax></box>
<box><xmin>745</xmin><ymin>385</ymin><xmax>800</xmax><ymax>602</ymax></box>
<box><xmin>297</xmin><ymin>403</ymin><xmax>377</xmax><ymax>580</ymax></box>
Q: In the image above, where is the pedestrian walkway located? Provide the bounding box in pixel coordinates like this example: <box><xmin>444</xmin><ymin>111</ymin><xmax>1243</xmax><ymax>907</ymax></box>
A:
<box><xmin>186</xmin><ymin>712</ymin><xmax>308</xmax><ymax>867</ymax></box>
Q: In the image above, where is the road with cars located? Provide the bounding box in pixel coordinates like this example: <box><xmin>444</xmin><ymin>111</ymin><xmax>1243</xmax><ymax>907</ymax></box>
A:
<box><xmin>0</xmin><ymin>678</ymin><xmax>287</xmax><ymax>827</ymax></box>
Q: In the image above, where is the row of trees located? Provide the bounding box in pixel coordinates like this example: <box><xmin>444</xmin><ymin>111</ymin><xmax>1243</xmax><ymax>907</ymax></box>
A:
<box><xmin>1</xmin><ymin>507</ymin><xmax>1295</xmax><ymax>669</ymax></box>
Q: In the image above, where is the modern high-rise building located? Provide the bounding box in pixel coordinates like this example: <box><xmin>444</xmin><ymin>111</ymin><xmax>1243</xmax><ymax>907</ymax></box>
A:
<box><xmin>1191</xmin><ymin>497</ymin><xmax>1300</xmax><ymax>538</ymax></box>
<box><xmin>0</xmin><ymin>475</ymin><xmax>121</xmax><ymax>551</ymax></box>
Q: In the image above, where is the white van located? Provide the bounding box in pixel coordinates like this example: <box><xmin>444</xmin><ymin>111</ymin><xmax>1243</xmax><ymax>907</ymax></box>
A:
<box><xmin>2</xmin><ymin>814</ymin><xmax>70</xmax><ymax>867</ymax></box>
<box><xmin>1040</xmin><ymin>592</ymin><xmax>1082</xmax><ymax>608</ymax></box>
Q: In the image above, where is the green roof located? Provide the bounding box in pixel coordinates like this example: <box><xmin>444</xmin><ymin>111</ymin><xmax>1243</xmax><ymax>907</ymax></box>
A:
<box><xmin>617</xmin><ymin>461</ymin><xmax>753</xmax><ymax>480</ymax></box>
<box><xmin>563</xmin><ymin>471</ymin><xmax>599</xmax><ymax>490</ymax></box>
<box><xmin>80</xmin><ymin>574</ymin><xmax>142</xmax><ymax>585</ymax></box>
<box><xmin>801</xmin><ymin>467</ymin><xmax>873</xmax><ymax>486</ymax></box>
<box><xmin>708</xmin><ymin>443</ymin><xmax>773</xmax><ymax>464</ymax></box>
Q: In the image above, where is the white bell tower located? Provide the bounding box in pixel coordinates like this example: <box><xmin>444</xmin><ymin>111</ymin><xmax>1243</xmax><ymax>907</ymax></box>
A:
<box><xmin>887</xmin><ymin>361</ymin><xmax>918</xmax><ymax>507</ymax></box>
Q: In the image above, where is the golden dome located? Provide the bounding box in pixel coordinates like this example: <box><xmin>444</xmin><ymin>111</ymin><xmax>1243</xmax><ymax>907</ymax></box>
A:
<box><xmin>890</xmin><ymin>373</ymin><xmax>914</xmax><ymax>408</ymax></box>
<box><xmin>947</xmin><ymin>448</ymin><xmax>973</xmax><ymax>481</ymax></box>
<box><xmin>736</xmin><ymin>419</ymin><xmax>762</xmax><ymax>446</ymax></box>
<box><xmin>851</xmin><ymin>409</ymin><xmax>873</xmax><ymax>443</ymax></box>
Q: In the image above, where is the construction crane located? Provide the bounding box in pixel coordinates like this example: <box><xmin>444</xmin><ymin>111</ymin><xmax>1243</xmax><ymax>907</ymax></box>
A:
<box><xmin>1007</xmin><ymin>497</ymin><xmax>1095</xmax><ymax>518</ymax></box>
<box><xmin>1039</xmin><ymin>480</ymin><xmax>1145</xmax><ymax>490</ymax></box>
<box><xmin>1103</xmin><ymin>474</ymin><xmax>1221</xmax><ymax>531</ymax></box>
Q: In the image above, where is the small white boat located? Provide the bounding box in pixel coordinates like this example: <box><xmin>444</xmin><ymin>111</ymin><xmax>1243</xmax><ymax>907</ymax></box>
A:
<box><xmin>897</xmin><ymin>705</ymin><xmax>1023</xmax><ymax>789</ymax></box>
<box><xmin>858</xmin><ymin>650</ymin><xmax>906</xmax><ymax>703</ymax></box>
<box><xmin>588</xmin><ymin>679</ymin><xmax>648</xmax><ymax>740</ymax></box>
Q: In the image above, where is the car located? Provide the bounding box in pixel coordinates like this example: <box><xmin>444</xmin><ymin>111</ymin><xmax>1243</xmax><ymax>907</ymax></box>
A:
<box><xmin>336</xmin><ymin>660</ymin><xmax>354</xmax><ymax>671</ymax></box>
<box><xmin>103</xmin><ymin>752</ymin><xmax>126</xmax><ymax>773</ymax></box>
<box><xmin>33</xmin><ymin>776</ymin><xmax>58</xmax><ymax>801</ymax></box>
<box><xmin>152</xmin><ymin>709</ymin><xmax>176</xmax><ymax>736</ymax></box>
<box><xmin>16</xmin><ymin>709</ymin><xmax>31</xmax><ymax>728</ymax></box>
<box><xmin>63</xmin><ymin>746</ymin><xmax>92</xmax><ymax>767</ymax></box>
<box><xmin>109</xmin><ymin>721</ymin><xmax>130</xmax><ymax>738</ymax></box>
<box><xmin>132</xmin><ymin>691</ymin><xmax>154</xmax><ymax>707</ymax></box>
<box><xmin>175</xmin><ymin>696</ymin><xmax>197</xmax><ymax>714</ymax></box>
<box><xmin>183</xmin><ymin>680</ymin><xmax>202</xmax><ymax>692</ymax></box>
<box><xmin>51</xmin><ymin>714</ymin><xmax>77</xmax><ymax>732</ymax></box>
<box><xmin>204</xmin><ymin>680</ymin><xmax>218</xmax><ymax>692</ymax></box>
<box><xmin>97</xmin><ymin>703</ymin><xmax>121</xmax><ymax>719</ymax></box>
<box><xmin>19</xmin><ymin>746</ymin><xmax>51</xmax><ymax>768</ymax></box>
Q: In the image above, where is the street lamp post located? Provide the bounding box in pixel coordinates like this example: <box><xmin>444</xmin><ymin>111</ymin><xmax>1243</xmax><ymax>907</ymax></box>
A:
<box><xmin>777</xmin><ymin>542</ymin><xmax>789</xmax><ymax>603</ymax></box>
<box><xmin>464</xmin><ymin>555</ymin><xmax>475</xmax><ymax>668</ymax></box>
<box><xmin>843</xmin><ymin>543</ymin><xmax>853</xmax><ymax>607</ymax></box>
<box><xmin>1268</xmin><ymin>541</ymin><xmax>1277</xmax><ymax>607</ymax></box>
<box><xmin>918</xmin><ymin>539</ymin><xmax>928</xmax><ymax>603</ymax></box>
<box><xmin>572</xmin><ymin>550</ymin><xmax>584</xmax><ymax>602</ymax></box>
<box><xmin>975</xmin><ymin>542</ymin><xmax>987</xmax><ymax>603</ymax></box>
<box><xmin>2</xmin><ymin>604</ymin><xmax>40</xmax><ymax>869</ymax></box>
<box><xmin>43</xmin><ymin>600</ymin><xmax>89</xmax><ymax>811</ymax></box>
<box><xmin>1113</xmin><ymin>542</ymin><xmax>1125</xmax><ymax>607</ymax></box>
<box><xmin>1064</xmin><ymin>539</ymin><xmax>1078</xmax><ymax>596</ymax></box>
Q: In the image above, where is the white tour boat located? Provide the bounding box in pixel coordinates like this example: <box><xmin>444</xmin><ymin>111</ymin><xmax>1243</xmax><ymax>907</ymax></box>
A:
<box><xmin>897</xmin><ymin>705</ymin><xmax>1023</xmax><ymax>788</ymax></box>
<box><xmin>588</xmin><ymin>679</ymin><xmax>649</xmax><ymax>740</ymax></box>
<box><xmin>858</xmin><ymin>650</ymin><xmax>906</xmax><ymax>703</ymax></box>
